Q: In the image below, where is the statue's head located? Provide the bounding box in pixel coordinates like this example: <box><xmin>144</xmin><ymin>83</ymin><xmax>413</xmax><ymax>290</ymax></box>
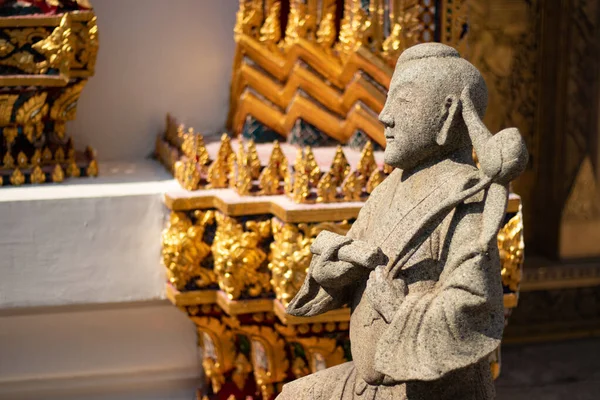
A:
<box><xmin>380</xmin><ymin>43</ymin><xmax>488</xmax><ymax>170</ymax></box>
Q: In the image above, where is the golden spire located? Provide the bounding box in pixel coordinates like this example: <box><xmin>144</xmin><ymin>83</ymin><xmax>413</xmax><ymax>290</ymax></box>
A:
<box><xmin>86</xmin><ymin>159</ymin><xmax>99</xmax><ymax>177</ymax></box>
<box><xmin>52</xmin><ymin>164</ymin><xmax>64</xmax><ymax>183</ymax></box>
<box><xmin>292</xmin><ymin>169</ymin><xmax>310</xmax><ymax>203</ymax></box>
<box><xmin>17</xmin><ymin>151</ymin><xmax>28</xmax><ymax>168</ymax></box>
<box><xmin>31</xmin><ymin>165</ymin><xmax>46</xmax><ymax>184</ymax></box>
<box><xmin>368</xmin><ymin>0</ymin><xmax>385</xmax><ymax>53</ymax></box>
<box><xmin>195</xmin><ymin>133</ymin><xmax>209</xmax><ymax>167</ymax></box>
<box><xmin>31</xmin><ymin>149</ymin><xmax>42</xmax><ymax>166</ymax></box>
<box><xmin>246</xmin><ymin>140</ymin><xmax>261</xmax><ymax>179</ymax></box>
<box><xmin>10</xmin><ymin>168</ymin><xmax>25</xmax><ymax>186</ymax></box>
<box><xmin>3</xmin><ymin>152</ymin><xmax>14</xmax><ymax>168</ymax></box>
<box><xmin>55</xmin><ymin>147</ymin><xmax>65</xmax><ymax>163</ymax></box>
<box><xmin>259</xmin><ymin>0</ymin><xmax>282</xmax><ymax>50</ymax></box>
<box><xmin>258</xmin><ymin>141</ymin><xmax>287</xmax><ymax>195</ymax></box>
<box><xmin>67</xmin><ymin>161</ymin><xmax>80</xmax><ymax>178</ymax></box>
<box><xmin>341</xmin><ymin>171</ymin><xmax>362</xmax><ymax>201</ymax></box>
<box><xmin>42</xmin><ymin>147</ymin><xmax>53</xmax><ymax>164</ymax></box>
<box><xmin>304</xmin><ymin>146</ymin><xmax>320</xmax><ymax>187</ymax></box>
<box><xmin>218</xmin><ymin>134</ymin><xmax>234</xmax><ymax>166</ymax></box>
<box><xmin>329</xmin><ymin>145</ymin><xmax>350</xmax><ymax>184</ymax></box>
<box><xmin>316</xmin><ymin>0</ymin><xmax>337</xmax><ymax>52</ymax></box>
<box><xmin>366</xmin><ymin>168</ymin><xmax>386</xmax><ymax>193</ymax></box>
<box><xmin>316</xmin><ymin>171</ymin><xmax>337</xmax><ymax>203</ymax></box>
<box><xmin>235</xmin><ymin>143</ymin><xmax>252</xmax><ymax>195</ymax></box>
<box><xmin>181</xmin><ymin>129</ymin><xmax>195</xmax><ymax>158</ymax></box>
<box><xmin>357</xmin><ymin>141</ymin><xmax>376</xmax><ymax>181</ymax></box>
<box><xmin>207</xmin><ymin>157</ymin><xmax>228</xmax><ymax>189</ymax></box>
<box><xmin>285</xmin><ymin>0</ymin><xmax>309</xmax><ymax>46</ymax></box>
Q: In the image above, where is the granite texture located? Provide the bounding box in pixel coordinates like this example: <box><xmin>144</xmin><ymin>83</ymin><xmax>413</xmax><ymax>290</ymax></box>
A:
<box><xmin>279</xmin><ymin>43</ymin><xmax>528</xmax><ymax>399</ymax></box>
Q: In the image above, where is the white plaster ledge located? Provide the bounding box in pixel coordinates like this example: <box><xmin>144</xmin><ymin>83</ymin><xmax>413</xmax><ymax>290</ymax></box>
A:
<box><xmin>0</xmin><ymin>161</ymin><xmax>178</xmax><ymax>309</ymax></box>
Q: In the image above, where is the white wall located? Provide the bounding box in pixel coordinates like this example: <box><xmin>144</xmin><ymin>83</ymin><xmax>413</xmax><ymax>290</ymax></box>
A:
<box><xmin>68</xmin><ymin>0</ymin><xmax>239</xmax><ymax>161</ymax></box>
<box><xmin>0</xmin><ymin>302</ymin><xmax>201</xmax><ymax>400</ymax></box>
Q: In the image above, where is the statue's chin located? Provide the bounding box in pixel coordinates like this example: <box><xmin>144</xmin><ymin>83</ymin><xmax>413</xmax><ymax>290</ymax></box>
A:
<box><xmin>384</xmin><ymin>151</ymin><xmax>411</xmax><ymax>171</ymax></box>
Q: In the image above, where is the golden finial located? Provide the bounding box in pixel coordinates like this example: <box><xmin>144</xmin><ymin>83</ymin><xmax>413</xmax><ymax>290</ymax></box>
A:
<box><xmin>383</xmin><ymin>163</ymin><xmax>394</xmax><ymax>174</ymax></box>
<box><xmin>246</xmin><ymin>140</ymin><xmax>261</xmax><ymax>179</ymax></box>
<box><xmin>283</xmin><ymin>164</ymin><xmax>293</xmax><ymax>194</ymax></box>
<box><xmin>55</xmin><ymin>147</ymin><xmax>65</xmax><ymax>163</ymax></box>
<box><xmin>341</xmin><ymin>171</ymin><xmax>362</xmax><ymax>201</ymax></box>
<box><xmin>66</xmin><ymin>161</ymin><xmax>80</xmax><ymax>177</ymax></box>
<box><xmin>236</xmin><ymin>148</ymin><xmax>252</xmax><ymax>196</ymax></box>
<box><xmin>218</xmin><ymin>133</ymin><xmax>234</xmax><ymax>162</ymax></box>
<box><xmin>316</xmin><ymin>171</ymin><xmax>337</xmax><ymax>203</ymax></box>
<box><xmin>316</xmin><ymin>1</ymin><xmax>337</xmax><ymax>51</ymax></box>
<box><xmin>207</xmin><ymin>157</ymin><xmax>228</xmax><ymax>189</ymax></box>
<box><xmin>10</xmin><ymin>168</ymin><xmax>25</xmax><ymax>186</ymax></box>
<box><xmin>293</xmin><ymin>147</ymin><xmax>304</xmax><ymax>174</ymax></box>
<box><xmin>182</xmin><ymin>129</ymin><xmax>194</xmax><ymax>158</ymax></box>
<box><xmin>3</xmin><ymin>152</ymin><xmax>14</xmax><ymax>168</ymax></box>
<box><xmin>31</xmin><ymin>165</ymin><xmax>46</xmax><ymax>184</ymax></box>
<box><xmin>42</xmin><ymin>147</ymin><xmax>53</xmax><ymax>164</ymax></box>
<box><xmin>330</xmin><ymin>145</ymin><xmax>350</xmax><ymax>184</ymax></box>
<box><xmin>259</xmin><ymin>164</ymin><xmax>280</xmax><ymax>195</ymax></box>
<box><xmin>17</xmin><ymin>151</ymin><xmax>28</xmax><ymax>168</ymax></box>
<box><xmin>176</xmin><ymin>124</ymin><xmax>185</xmax><ymax>141</ymax></box>
<box><xmin>195</xmin><ymin>134</ymin><xmax>209</xmax><ymax>167</ymax></box>
<box><xmin>357</xmin><ymin>141</ymin><xmax>376</xmax><ymax>180</ymax></box>
<box><xmin>180</xmin><ymin>161</ymin><xmax>201</xmax><ymax>190</ymax></box>
<box><xmin>259</xmin><ymin>0</ymin><xmax>282</xmax><ymax>50</ymax></box>
<box><xmin>366</xmin><ymin>168</ymin><xmax>386</xmax><ymax>193</ymax></box>
<box><xmin>304</xmin><ymin>146</ymin><xmax>321</xmax><ymax>187</ymax></box>
<box><xmin>86</xmin><ymin>159</ymin><xmax>99</xmax><ymax>177</ymax></box>
<box><xmin>382</xmin><ymin>22</ymin><xmax>405</xmax><ymax>62</ymax></box>
<box><xmin>292</xmin><ymin>171</ymin><xmax>310</xmax><ymax>203</ymax></box>
<box><xmin>52</xmin><ymin>164</ymin><xmax>64</xmax><ymax>182</ymax></box>
<box><xmin>31</xmin><ymin>149</ymin><xmax>42</xmax><ymax>166</ymax></box>
<box><xmin>270</xmin><ymin>141</ymin><xmax>287</xmax><ymax>175</ymax></box>
<box><xmin>228</xmin><ymin>151</ymin><xmax>238</xmax><ymax>189</ymax></box>
<box><xmin>3</xmin><ymin>127</ymin><xmax>17</xmax><ymax>145</ymax></box>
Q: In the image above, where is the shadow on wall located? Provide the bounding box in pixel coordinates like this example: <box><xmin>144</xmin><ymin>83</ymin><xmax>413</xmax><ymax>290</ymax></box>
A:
<box><xmin>67</xmin><ymin>0</ymin><xmax>239</xmax><ymax>162</ymax></box>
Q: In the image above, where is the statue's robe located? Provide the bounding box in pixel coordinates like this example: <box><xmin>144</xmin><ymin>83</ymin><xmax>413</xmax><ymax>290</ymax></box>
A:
<box><xmin>279</xmin><ymin>158</ymin><xmax>505</xmax><ymax>399</ymax></box>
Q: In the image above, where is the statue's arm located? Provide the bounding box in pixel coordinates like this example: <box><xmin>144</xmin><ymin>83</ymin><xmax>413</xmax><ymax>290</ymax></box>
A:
<box><xmin>373</xmin><ymin>202</ymin><xmax>504</xmax><ymax>383</ymax></box>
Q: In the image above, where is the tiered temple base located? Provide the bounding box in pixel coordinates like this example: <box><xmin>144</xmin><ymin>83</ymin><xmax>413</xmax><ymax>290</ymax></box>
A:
<box><xmin>159</xmin><ymin>140</ymin><xmax>524</xmax><ymax>400</ymax></box>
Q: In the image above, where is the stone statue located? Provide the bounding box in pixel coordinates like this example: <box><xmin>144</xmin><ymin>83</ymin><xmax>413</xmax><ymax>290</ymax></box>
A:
<box><xmin>278</xmin><ymin>43</ymin><xmax>528</xmax><ymax>399</ymax></box>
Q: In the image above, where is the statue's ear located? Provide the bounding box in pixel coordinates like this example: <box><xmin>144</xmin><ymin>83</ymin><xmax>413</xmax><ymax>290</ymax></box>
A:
<box><xmin>436</xmin><ymin>94</ymin><xmax>459</xmax><ymax>146</ymax></box>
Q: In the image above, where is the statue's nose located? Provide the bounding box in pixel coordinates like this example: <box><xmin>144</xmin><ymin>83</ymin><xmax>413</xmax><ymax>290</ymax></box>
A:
<box><xmin>379</xmin><ymin>105</ymin><xmax>395</xmax><ymax>128</ymax></box>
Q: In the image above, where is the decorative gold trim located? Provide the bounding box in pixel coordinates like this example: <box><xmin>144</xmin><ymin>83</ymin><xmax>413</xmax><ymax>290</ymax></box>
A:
<box><xmin>166</xmin><ymin>190</ymin><xmax>521</xmax><ymax>222</ymax></box>
<box><xmin>0</xmin><ymin>11</ymin><xmax>95</xmax><ymax>28</ymax></box>
<box><xmin>165</xmin><ymin>283</ymin><xmax>217</xmax><ymax>307</ymax></box>
<box><xmin>216</xmin><ymin>290</ymin><xmax>273</xmax><ymax>315</ymax></box>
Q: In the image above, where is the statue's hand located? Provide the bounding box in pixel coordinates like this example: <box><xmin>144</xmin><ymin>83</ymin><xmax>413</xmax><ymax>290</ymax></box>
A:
<box><xmin>365</xmin><ymin>266</ymin><xmax>407</xmax><ymax>323</ymax></box>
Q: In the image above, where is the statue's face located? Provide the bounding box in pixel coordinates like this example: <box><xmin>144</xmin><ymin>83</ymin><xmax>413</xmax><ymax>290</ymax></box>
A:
<box><xmin>380</xmin><ymin>61</ymin><xmax>446</xmax><ymax>170</ymax></box>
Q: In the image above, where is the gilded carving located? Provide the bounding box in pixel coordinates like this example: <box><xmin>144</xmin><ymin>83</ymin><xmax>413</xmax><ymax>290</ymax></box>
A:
<box><xmin>193</xmin><ymin>316</ymin><xmax>237</xmax><ymax>394</ymax></box>
<box><xmin>162</xmin><ymin>211</ymin><xmax>216</xmax><ymax>291</ymax></box>
<box><xmin>10</xmin><ymin>168</ymin><xmax>24</xmax><ymax>186</ymax></box>
<box><xmin>50</xmin><ymin>81</ymin><xmax>85</xmax><ymax>122</ymax></box>
<box><xmin>269</xmin><ymin>219</ymin><xmax>351</xmax><ymax>307</ymax></box>
<box><xmin>212</xmin><ymin>212</ymin><xmax>272</xmax><ymax>299</ymax></box>
<box><xmin>293</xmin><ymin>337</ymin><xmax>346</xmax><ymax>373</ymax></box>
<box><xmin>498</xmin><ymin>211</ymin><xmax>525</xmax><ymax>292</ymax></box>
<box><xmin>52</xmin><ymin>164</ymin><xmax>64</xmax><ymax>182</ymax></box>
<box><xmin>0</xmin><ymin>95</ymin><xmax>18</xmax><ymax>126</ymax></box>
<box><xmin>30</xmin><ymin>165</ymin><xmax>46</xmax><ymax>184</ymax></box>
